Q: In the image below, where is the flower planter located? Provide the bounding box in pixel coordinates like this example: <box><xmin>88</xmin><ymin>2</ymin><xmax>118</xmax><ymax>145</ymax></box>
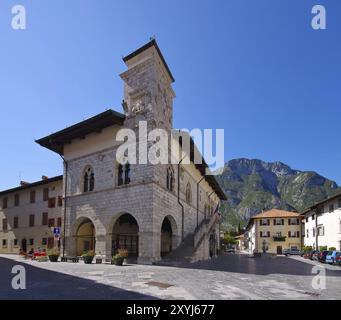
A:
<box><xmin>83</xmin><ymin>256</ymin><xmax>94</xmax><ymax>264</ymax></box>
<box><xmin>112</xmin><ymin>257</ymin><xmax>124</xmax><ymax>266</ymax></box>
<box><xmin>48</xmin><ymin>255</ymin><xmax>59</xmax><ymax>262</ymax></box>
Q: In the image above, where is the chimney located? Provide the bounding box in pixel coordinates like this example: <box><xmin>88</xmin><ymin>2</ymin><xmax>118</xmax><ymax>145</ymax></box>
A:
<box><xmin>42</xmin><ymin>175</ymin><xmax>49</xmax><ymax>180</ymax></box>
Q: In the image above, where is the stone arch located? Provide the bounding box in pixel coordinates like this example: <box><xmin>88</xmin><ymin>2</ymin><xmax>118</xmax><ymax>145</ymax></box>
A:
<box><xmin>110</xmin><ymin>213</ymin><xmax>140</xmax><ymax>262</ymax></box>
<box><xmin>160</xmin><ymin>215</ymin><xmax>179</xmax><ymax>258</ymax></box>
<box><xmin>73</xmin><ymin>217</ymin><xmax>96</xmax><ymax>256</ymax></box>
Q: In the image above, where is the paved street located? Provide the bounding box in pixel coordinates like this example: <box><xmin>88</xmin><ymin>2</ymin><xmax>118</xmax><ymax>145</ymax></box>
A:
<box><xmin>0</xmin><ymin>253</ymin><xmax>340</xmax><ymax>300</ymax></box>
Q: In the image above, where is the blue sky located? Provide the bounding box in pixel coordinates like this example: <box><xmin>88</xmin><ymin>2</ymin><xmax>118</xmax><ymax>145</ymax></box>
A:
<box><xmin>0</xmin><ymin>0</ymin><xmax>340</xmax><ymax>190</ymax></box>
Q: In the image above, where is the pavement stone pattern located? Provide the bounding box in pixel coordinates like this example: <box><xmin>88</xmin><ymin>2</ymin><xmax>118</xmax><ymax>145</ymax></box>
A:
<box><xmin>1</xmin><ymin>253</ymin><xmax>340</xmax><ymax>300</ymax></box>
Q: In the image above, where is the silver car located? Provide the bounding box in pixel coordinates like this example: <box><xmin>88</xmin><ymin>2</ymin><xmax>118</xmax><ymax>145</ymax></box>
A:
<box><xmin>283</xmin><ymin>248</ymin><xmax>302</xmax><ymax>256</ymax></box>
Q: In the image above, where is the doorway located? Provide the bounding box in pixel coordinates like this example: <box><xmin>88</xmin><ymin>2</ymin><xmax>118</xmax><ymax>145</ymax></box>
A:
<box><xmin>21</xmin><ymin>238</ymin><xmax>27</xmax><ymax>252</ymax></box>
<box><xmin>276</xmin><ymin>246</ymin><xmax>282</xmax><ymax>255</ymax></box>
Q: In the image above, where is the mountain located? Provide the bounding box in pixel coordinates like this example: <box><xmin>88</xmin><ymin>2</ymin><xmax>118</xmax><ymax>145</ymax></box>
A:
<box><xmin>216</xmin><ymin>158</ymin><xmax>340</xmax><ymax>230</ymax></box>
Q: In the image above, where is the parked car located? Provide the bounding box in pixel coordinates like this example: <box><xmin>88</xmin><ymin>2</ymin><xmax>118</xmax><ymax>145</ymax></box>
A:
<box><xmin>325</xmin><ymin>251</ymin><xmax>341</xmax><ymax>265</ymax></box>
<box><xmin>303</xmin><ymin>250</ymin><xmax>317</xmax><ymax>260</ymax></box>
<box><xmin>312</xmin><ymin>251</ymin><xmax>320</xmax><ymax>261</ymax></box>
<box><xmin>335</xmin><ymin>252</ymin><xmax>341</xmax><ymax>266</ymax></box>
<box><xmin>318</xmin><ymin>250</ymin><xmax>330</xmax><ymax>263</ymax></box>
<box><xmin>226</xmin><ymin>248</ymin><xmax>236</xmax><ymax>253</ymax></box>
<box><xmin>283</xmin><ymin>248</ymin><xmax>302</xmax><ymax>256</ymax></box>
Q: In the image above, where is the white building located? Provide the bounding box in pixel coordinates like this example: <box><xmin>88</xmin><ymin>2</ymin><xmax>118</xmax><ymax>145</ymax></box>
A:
<box><xmin>302</xmin><ymin>192</ymin><xmax>341</xmax><ymax>251</ymax></box>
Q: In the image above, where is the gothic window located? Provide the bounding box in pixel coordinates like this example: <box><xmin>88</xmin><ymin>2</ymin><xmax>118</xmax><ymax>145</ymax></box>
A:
<box><xmin>166</xmin><ymin>166</ymin><xmax>174</xmax><ymax>192</ymax></box>
<box><xmin>186</xmin><ymin>182</ymin><xmax>192</xmax><ymax>204</ymax></box>
<box><xmin>118</xmin><ymin>163</ymin><xmax>131</xmax><ymax>186</ymax></box>
<box><xmin>83</xmin><ymin>167</ymin><xmax>94</xmax><ymax>193</ymax></box>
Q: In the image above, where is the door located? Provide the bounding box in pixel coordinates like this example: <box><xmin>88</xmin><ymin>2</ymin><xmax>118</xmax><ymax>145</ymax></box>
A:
<box><xmin>276</xmin><ymin>246</ymin><xmax>282</xmax><ymax>255</ymax></box>
<box><xmin>21</xmin><ymin>239</ymin><xmax>27</xmax><ymax>252</ymax></box>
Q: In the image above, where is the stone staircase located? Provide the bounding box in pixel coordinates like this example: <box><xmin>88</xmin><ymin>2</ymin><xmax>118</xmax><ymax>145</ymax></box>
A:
<box><xmin>154</xmin><ymin>212</ymin><xmax>220</xmax><ymax>266</ymax></box>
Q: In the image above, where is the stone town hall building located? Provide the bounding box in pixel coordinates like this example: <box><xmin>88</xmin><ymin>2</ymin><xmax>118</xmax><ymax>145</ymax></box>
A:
<box><xmin>0</xmin><ymin>40</ymin><xmax>226</xmax><ymax>264</ymax></box>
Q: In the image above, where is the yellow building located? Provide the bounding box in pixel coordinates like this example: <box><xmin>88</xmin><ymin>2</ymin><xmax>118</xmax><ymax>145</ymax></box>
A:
<box><xmin>244</xmin><ymin>209</ymin><xmax>302</xmax><ymax>254</ymax></box>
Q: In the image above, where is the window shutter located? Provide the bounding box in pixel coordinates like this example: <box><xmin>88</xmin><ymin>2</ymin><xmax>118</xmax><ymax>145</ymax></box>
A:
<box><xmin>267</xmin><ymin>231</ymin><xmax>270</xmax><ymax>237</ymax></box>
<box><xmin>267</xmin><ymin>219</ymin><xmax>270</xmax><ymax>226</ymax></box>
<box><xmin>281</xmin><ymin>219</ymin><xmax>284</xmax><ymax>225</ymax></box>
<box><xmin>297</xmin><ymin>231</ymin><xmax>300</xmax><ymax>238</ymax></box>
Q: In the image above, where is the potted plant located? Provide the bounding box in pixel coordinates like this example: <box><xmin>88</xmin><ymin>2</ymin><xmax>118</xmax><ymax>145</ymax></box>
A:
<box><xmin>82</xmin><ymin>250</ymin><xmax>95</xmax><ymax>264</ymax></box>
<box><xmin>112</xmin><ymin>248</ymin><xmax>129</xmax><ymax>266</ymax></box>
<box><xmin>47</xmin><ymin>248</ymin><xmax>60</xmax><ymax>262</ymax></box>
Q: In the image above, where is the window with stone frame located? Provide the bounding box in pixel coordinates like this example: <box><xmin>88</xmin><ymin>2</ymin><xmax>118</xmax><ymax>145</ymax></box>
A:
<box><xmin>43</xmin><ymin>188</ymin><xmax>49</xmax><ymax>202</ymax></box>
<box><xmin>13</xmin><ymin>216</ymin><xmax>19</xmax><ymax>229</ymax></box>
<box><xmin>2</xmin><ymin>197</ymin><xmax>8</xmax><ymax>209</ymax></box>
<box><xmin>260</xmin><ymin>231</ymin><xmax>270</xmax><ymax>238</ymax></box>
<box><xmin>260</xmin><ymin>219</ymin><xmax>270</xmax><ymax>226</ymax></box>
<box><xmin>29</xmin><ymin>214</ymin><xmax>35</xmax><ymax>227</ymax></box>
<box><xmin>83</xmin><ymin>166</ymin><xmax>95</xmax><ymax>192</ymax></box>
<box><xmin>30</xmin><ymin>191</ymin><xmax>36</xmax><ymax>204</ymax></box>
<box><xmin>166</xmin><ymin>166</ymin><xmax>175</xmax><ymax>192</ymax></box>
<box><xmin>2</xmin><ymin>219</ymin><xmax>7</xmax><ymax>232</ymax></box>
<box><xmin>185</xmin><ymin>182</ymin><xmax>192</xmax><ymax>204</ymax></box>
<box><xmin>317</xmin><ymin>226</ymin><xmax>324</xmax><ymax>236</ymax></box>
<box><xmin>273</xmin><ymin>218</ymin><xmax>284</xmax><ymax>225</ymax></box>
<box><xmin>117</xmin><ymin>163</ymin><xmax>131</xmax><ymax>186</ymax></box>
<box><xmin>14</xmin><ymin>194</ymin><xmax>20</xmax><ymax>207</ymax></box>
<box><xmin>288</xmin><ymin>218</ymin><xmax>300</xmax><ymax>225</ymax></box>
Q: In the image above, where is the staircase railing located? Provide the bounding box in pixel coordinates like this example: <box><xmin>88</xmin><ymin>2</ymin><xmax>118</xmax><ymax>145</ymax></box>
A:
<box><xmin>194</xmin><ymin>212</ymin><xmax>220</xmax><ymax>250</ymax></box>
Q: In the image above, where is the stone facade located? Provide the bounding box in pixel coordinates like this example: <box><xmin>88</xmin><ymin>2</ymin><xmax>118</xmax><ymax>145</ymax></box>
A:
<box><xmin>0</xmin><ymin>40</ymin><xmax>225</xmax><ymax>264</ymax></box>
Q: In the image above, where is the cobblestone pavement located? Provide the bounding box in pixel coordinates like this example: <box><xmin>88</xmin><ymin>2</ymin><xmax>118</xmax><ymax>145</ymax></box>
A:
<box><xmin>1</xmin><ymin>253</ymin><xmax>340</xmax><ymax>300</ymax></box>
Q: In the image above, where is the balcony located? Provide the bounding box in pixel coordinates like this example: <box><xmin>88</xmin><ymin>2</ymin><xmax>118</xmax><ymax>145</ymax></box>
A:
<box><xmin>273</xmin><ymin>236</ymin><xmax>286</xmax><ymax>242</ymax></box>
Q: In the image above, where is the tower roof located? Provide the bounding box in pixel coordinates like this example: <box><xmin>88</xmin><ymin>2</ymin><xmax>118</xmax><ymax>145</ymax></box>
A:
<box><xmin>123</xmin><ymin>39</ymin><xmax>175</xmax><ymax>83</ymax></box>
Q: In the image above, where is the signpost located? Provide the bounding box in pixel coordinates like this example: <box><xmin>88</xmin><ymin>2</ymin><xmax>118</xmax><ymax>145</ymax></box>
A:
<box><xmin>53</xmin><ymin>227</ymin><xmax>61</xmax><ymax>240</ymax></box>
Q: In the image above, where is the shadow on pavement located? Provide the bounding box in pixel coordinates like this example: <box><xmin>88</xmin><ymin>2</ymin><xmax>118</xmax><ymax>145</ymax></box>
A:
<box><xmin>172</xmin><ymin>254</ymin><xmax>341</xmax><ymax>277</ymax></box>
<box><xmin>0</xmin><ymin>257</ymin><xmax>158</xmax><ymax>300</ymax></box>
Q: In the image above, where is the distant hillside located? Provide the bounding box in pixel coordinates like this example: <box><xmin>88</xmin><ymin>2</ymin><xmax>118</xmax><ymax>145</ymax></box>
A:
<box><xmin>216</xmin><ymin>158</ymin><xmax>340</xmax><ymax>230</ymax></box>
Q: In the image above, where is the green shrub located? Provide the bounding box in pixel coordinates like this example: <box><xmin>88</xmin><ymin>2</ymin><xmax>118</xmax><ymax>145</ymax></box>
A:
<box><xmin>82</xmin><ymin>250</ymin><xmax>95</xmax><ymax>257</ymax></box>
<box><xmin>302</xmin><ymin>246</ymin><xmax>313</xmax><ymax>253</ymax></box>
<box><xmin>319</xmin><ymin>246</ymin><xmax>328</xmax><ymax>251</ymax></box>
<box><xmin>328</xmin><ymin>247</ymin><xmax>336</xmax><ymax>251</ymax></box>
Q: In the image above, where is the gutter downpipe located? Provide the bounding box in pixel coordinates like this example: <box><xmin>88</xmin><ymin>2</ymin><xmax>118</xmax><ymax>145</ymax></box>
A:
<box><xmin>207</xmin><ymin>191</ymin><xmax>215</xmax><ymax>219</ymax></box>
<box><xmin>59</xmin><ymin>154</ymin><xmax>68</xmax><ymax>258</ymax></box>
<box><xmin>314</xmin><ymin>208</ymin><xmax>318</xmax><ymax>251</ymax></box>
<box><xmin>178</xmin><ymin>156</ymin><xmax>186</xmax><ymax>242</ymax></box>
<box><xmin>196</xmin><ymin>177</ymin><xmax>205</xmax><ymax>228</ymax></box>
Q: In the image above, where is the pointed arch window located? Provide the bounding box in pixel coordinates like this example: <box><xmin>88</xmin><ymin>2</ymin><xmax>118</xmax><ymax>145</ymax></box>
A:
<box><xmin>186</xmin><ymin>182</ymin><xmax>192</xmax><ymax>204</ymax></box>
<box><xmin>83</xmin><ymin>167</ymin><xmax>95</xmax><ymax>193</ymax></box>
<box><xmin>118</xmin><ymin>163</ymin><xmax>131</xmax><ymax>186</ymax></box>
<box><xmin>166</xmin><ymin>166</ymin><xmax>174</xmax><ymax>192</ymax></box>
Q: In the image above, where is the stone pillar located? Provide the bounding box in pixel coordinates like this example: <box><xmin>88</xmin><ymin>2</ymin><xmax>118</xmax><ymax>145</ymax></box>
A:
<box><xmin>138</xmin><ymin>231</ymin><xmax>161</xmax><ymax>264</ymax></box>
<box><xmin>64</xmin><ymin>235</ymin><xmax>76</xmax><ymax>257</ymax></box>
<box><xmin>95</xmin><ymin>234</ymin><xmax>107</xmax><ymax>257</ymax></box>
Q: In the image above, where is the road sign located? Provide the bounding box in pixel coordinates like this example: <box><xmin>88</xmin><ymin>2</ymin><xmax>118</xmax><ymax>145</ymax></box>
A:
<box><xmin>53</xmin><ymin>227</ymin><xmax>61</xmax><ymax>236</ymax></box>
